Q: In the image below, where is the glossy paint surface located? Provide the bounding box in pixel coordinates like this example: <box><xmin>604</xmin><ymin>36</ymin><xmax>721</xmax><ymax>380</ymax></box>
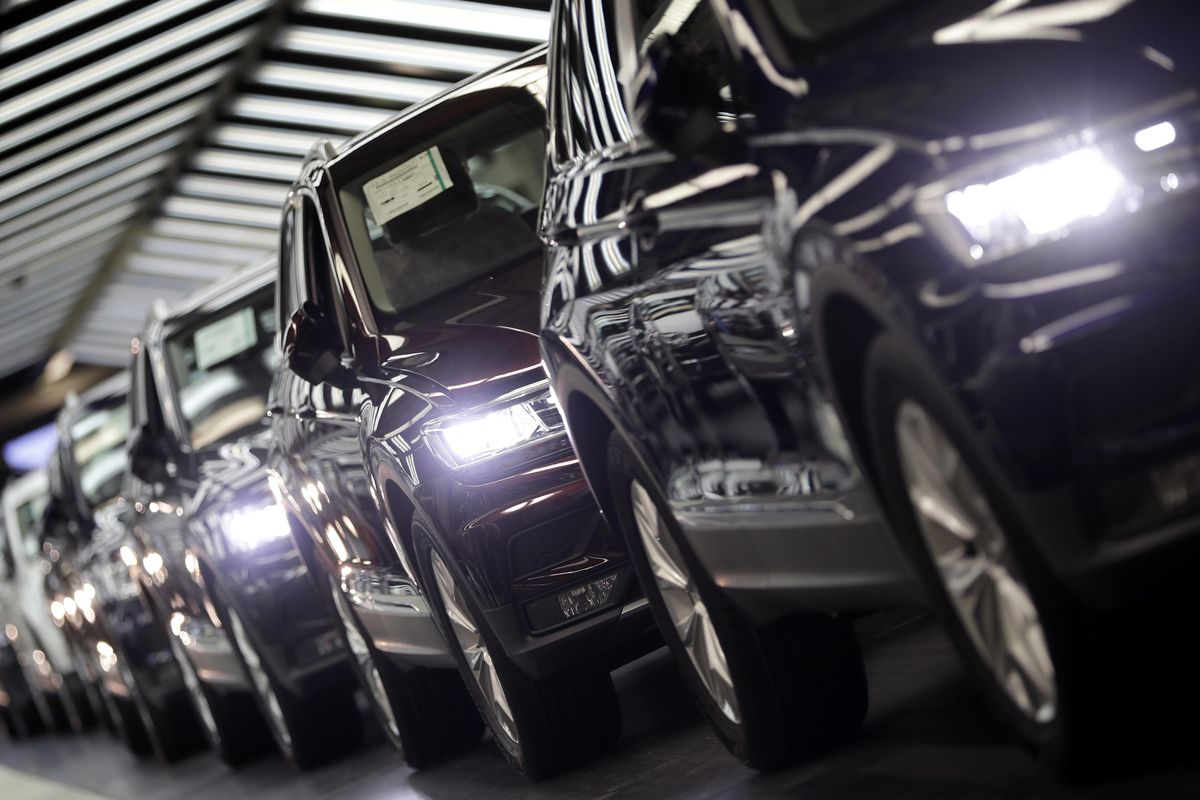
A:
<box><xmin>540</xmin><ymin>0</ymin><xmax>1200</xmax><ymax>611</ymax></box>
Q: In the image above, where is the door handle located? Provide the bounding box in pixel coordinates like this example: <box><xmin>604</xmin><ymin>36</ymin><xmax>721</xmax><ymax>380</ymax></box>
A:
<box><xmin>541</xmin><ymin>224</ymin><xmax>579</xmax><ymax>247</ymax></box>
<box><xmin>295</xmin><ymin>407</ymin><xmax>316</xmax><ymax>421</ymax></box>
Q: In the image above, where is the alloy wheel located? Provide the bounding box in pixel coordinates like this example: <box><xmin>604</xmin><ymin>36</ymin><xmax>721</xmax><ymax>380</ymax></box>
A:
<box><xmin>225</xmin><ymin>607</ymin><xmax>292</xmax><ymax>752</ymax></box>
<box><xmin>429</xmin><ymin>549</ymin><xmax>519</xmax><ymax>754</ymax></box>
<box><xmin>167</xmin><ymin>631</ymin><xmax>220</xmax><ymax>745</ymax></box>
<box><xmin>629</xmin><ymin>480</ymin><xmax>740</xmax><ymax>724</ymax></box>
<box><xmin>330</xmin><ymin>584</ymin><xmax>400</xmax><ymax>740</ymax></box>
<box><xmin>894</xmin><ymin>399</ymin><xmax>1057</xmax><ymax>723</ymax></box>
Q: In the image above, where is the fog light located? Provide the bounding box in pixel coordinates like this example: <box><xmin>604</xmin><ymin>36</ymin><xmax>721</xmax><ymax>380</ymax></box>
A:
<box><xmin>558</xmin><ymin>573</ymin><xmax>619</xmax><ymax>620</ymax></box>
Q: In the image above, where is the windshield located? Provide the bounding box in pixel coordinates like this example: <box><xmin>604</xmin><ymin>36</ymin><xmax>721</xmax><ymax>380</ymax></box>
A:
<box><xmin>165</xmin><ymin>287</ymin><xmax>278</xmax><ymax>449</ymax></box>
<box><xmin>15</xmin><ymin>491</ymin><xmax>48</xmax><ymax>561</ymax></box>
<box><xmin>339</xmin><ymin>90</ymin><xmax>546</xmax><ymax>321</ymax></box>
<box><xmin>70</xmin><ymin>401</ymin><xmax>130</xmax><ymax>509</ymax></box>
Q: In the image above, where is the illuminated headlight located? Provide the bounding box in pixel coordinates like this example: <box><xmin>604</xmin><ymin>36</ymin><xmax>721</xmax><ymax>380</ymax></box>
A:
<box><xmin>945</xmin><ymin>147</ymin><xmax>1126</xmax><ymax>260</ymax></box>
<box><xmin>425</xmin><ymin>388</ymin><xmax>564</xmax><ymax>468</ymax></box>
<box><xmin>225</xmin><ymin>503</ymin><xmax>292</xmax><ymax>552</ymax></box>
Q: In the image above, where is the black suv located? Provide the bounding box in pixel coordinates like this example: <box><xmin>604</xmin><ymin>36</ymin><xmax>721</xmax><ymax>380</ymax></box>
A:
<box><xmin>125</xmin><ymin>259</ymin><xmax>364</xmax><ymax>769</ymax></box>
<box><xmin>270</xmin><ymin>48</ymin><xmax>657</xmax><ymax>778</ymax></box>
<box><xmin>541</xmin><ymin>0</ymin><xmax>1200</xmax><ymax>774</ymax></box>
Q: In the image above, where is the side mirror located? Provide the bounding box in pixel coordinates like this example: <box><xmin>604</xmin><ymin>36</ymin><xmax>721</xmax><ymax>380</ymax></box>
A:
<box><xmin>129</xmin><ymin>429</ymin><xmax>173</xmax><ymax>485</ymax></box>
<box><xmin>630</xmin><ymin>34</ymin><xmax>738</xmax><ymax>158</ymax></box>
<box><xmin>283</xmin><ymin>302</ymin><xmax>350</xmax><ymax>387</ymax></box>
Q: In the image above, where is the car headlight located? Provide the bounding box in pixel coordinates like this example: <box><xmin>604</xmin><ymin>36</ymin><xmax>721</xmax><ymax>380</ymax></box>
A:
<box><xmin>425</xmin><ymin>385</ymin><xmax>565</xmax><ymax>468</ymax></box>
<box><xmin>225</xmin><ymin>503</ymin><xmax>292</xmax><ymax>553</ymax></box>
<box><xmin>920</xmin><ymin>113</ymin><xmax>1195</xmax><ymax>265</ymax></box>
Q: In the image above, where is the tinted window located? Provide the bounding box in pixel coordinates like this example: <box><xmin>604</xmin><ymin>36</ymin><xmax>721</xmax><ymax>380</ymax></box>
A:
<box><xmin>338</xmin><ymin>91</ymin><xmax>546</xmax><ymax>320</ymax></box>
<box><xmin>164</xmin><ymin>288</ymin><xmax>279</xmax><ymax>449</ymax></box>
<box><xmin>70</xmin><ymin>402</ymin><xmax>129</xmax><ymax>508</ymax></box>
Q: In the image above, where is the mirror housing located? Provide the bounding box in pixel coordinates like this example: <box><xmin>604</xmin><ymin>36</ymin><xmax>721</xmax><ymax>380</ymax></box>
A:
<box><xmin>630</xmin><ymin>34</ymin><xmax>739</xmax><ymax>159</ymax></box>
<box><xmin>283</xmin><ymin>302</ymin><xmax>351</xmax><ymax>387</ymax></box>
<box><xmin>129</xmin><ymin>428</ymin><xmax>173</xmax><ymax>485</ymax></box>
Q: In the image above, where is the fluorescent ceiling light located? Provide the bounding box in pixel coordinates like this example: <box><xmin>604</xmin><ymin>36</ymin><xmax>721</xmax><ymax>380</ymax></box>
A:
<box><xmin>0</xmin><ymin>177</ymin><xmax>156</xmax><ymax>244</ymax></box>
<box><xmin>299</xmin><ymin>0</ymin><xmax>548</xmax><ymax>43</ymax></box>
<box><xmin>1</xmin><ymin>0</ymin><xmax>126</xmax><ymax>53</ymax></box>
<box><xmin>212</xmin><ymin>124</ymin><xmax>343</xmax><ymax>156</ymax></box>
<box><xmin>138</xmin><ymin>235</ymin><xmax>269</xmax><ymax>266</ymax></box>
<box><xmin>177</xmin><ymin>174</ymin><xmax>289</xmax><ymax>206</ymax></box>
<box><xmin>0</xmin><ymin>203</ymin><xmax>138</xmax><ymax>274</ymax></box>
<box><xmin>162</xmin><ymin>197</ymin><xmax>282</xmax><ymax>228</ymax></box>
<box><xmin>255</xmin><ymin>62</ymin><xmax>446</xmax><ymax>104</ymax></box>
<box><xmin>0</xmin><ymin>31</ymin><xmax>247</xmax><ymax>153</ymax></box>
<box><xmin>231</xmin><ymin>93</ymin><xmax>393</xmax><ymax>134</ymax></box>
<box><xmin>1</xmin><ymin>0</ymin><xmax>268</xmax><ymax>126</ymax></box>
<box><xmin>0</xmin><ymin>99</ymin><xmax>204</xmax><ymax>201</ymax></box>
<box><xmin>193</xmin><ymin>147</ymin><xmax>304</xmax><ymax>181</ymax></box>
<box><xmin>0</xmin><ymin>134</ymin><xmax>182</xmax><ymax>225</ymax></box>
<box><xmin>0</xmin><ymin>183</ymin><xmax>152</xmax><ymax>261</ymax></box>
<box><xmin>151</xmin><ymin>218</ymin><xmax>277</xmax><ymax>248</ymax></box>
<box><xmin>0</xmin><ymin>66</ymin><xmax>222</xmax><ymax>181</ymax></box>
<box><xmin>280</xmin><ymin>26</ymin><xmax>511</xmax><ymax>75</ymax></box>
<box><xmin>2</xmin><ymin>0</ymin><xmax>202</xmax><ymax>88</ymax></box>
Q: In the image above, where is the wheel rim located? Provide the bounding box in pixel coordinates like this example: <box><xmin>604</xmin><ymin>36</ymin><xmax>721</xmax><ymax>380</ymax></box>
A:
<box><xmin>167</xmin><ymin>632</ymin><xmax>220</xmax><ymax>745</ymax></box>
<box><xmin>225</xmin><ymin>607</ymin><xmax>292</xmax><ymax>752</ymax></box>
<box><xmin>429</xmin><ymin>550</ymin><xmax>519</xmax><ymax>754</ymax></box>
<box><xmin>629</xmin><ymin>480</ymin><xmax>740</xmax><ymax>724</ymax></box>
<box><xmin>331</xmin><ymin>585</ymin><xmax>400</xmax><ymax>740</ymax></box>
<box><xmin>894</xmin><ymin>400</ymin><xmax>1057</xmax><ymax>723</ymax></box>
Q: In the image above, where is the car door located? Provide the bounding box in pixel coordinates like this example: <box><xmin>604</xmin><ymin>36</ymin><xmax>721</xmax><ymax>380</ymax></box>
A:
<box><xmin>610</xmin><ymin>0</ymin><xmax>799</xmax><ymax>496</ymax></box>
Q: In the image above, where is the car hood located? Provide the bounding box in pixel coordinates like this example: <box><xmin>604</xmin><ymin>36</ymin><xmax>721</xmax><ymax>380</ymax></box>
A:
<box><xmin>375</xmin><ymin>265</ymin><xmax>546</xmax><ymax>409</ymax></box>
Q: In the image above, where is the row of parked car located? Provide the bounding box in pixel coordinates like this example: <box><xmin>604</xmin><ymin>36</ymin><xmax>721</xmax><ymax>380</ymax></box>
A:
<box><xmin>2</xmin><ymin>0</ymin><xmax>1198</xmax><ymax>782</ymax></box>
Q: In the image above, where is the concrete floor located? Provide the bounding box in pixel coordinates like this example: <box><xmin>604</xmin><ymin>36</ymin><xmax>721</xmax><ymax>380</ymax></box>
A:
<box><xmin>2</xmin><ymin>613</ymin><xmax>1198</xmax><ymax>799</ymax></box>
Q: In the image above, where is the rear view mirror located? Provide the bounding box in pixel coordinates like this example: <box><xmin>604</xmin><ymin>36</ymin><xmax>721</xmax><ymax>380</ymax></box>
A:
<box><xmin>371</xmin><ymin>146</ymin><xmax>479</xmax><ymax>244</ymax></box>
<box><xmin>129</xmin><ymin>428</ymin><xmax>173</xmax><ymax>485</ymax></box>
<box><xmin>283</xmin><ymin>301</ymin><xmax>350</xmax><ymax>387</ymax></box>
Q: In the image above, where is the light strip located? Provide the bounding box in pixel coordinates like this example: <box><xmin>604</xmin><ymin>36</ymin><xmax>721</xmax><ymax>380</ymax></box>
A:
<box><xmin>0</xmin><ymin>66</ymin><xmax>222</xmax><ymax>181</ymax></box>
<box><xmin>0</xmin><ymin>177</ymin><xmax>156</xmax><ymax>245</ymax></box>
<box><xmin>125</xmin><ymin>254</ymin><xmax>237</xmax><ymax>280</ymax></box>
<box><xmin>193</xmin><ymin>147</ymin><xmax>304</xmax><ymax>181</ymax></box>
<box><xmin>0</xmin><ymin>230</ymin><xmax>121</xmax><ymax>281</ymax></box>
<box><xmin>151</xmin><ymin>217</ymin><xmax>278</xmax><ymax>248</ymax></box>
<box><xmin>231</xmin><ymin>93</ymin><xmax>393</xmax><ymax>134</ymax></box>
<box><xmin>138</xmin><ymin>235</ymin><xmax>269</xmax><ymax>265</ymax></box>
<box><xmin>211</xmin><ymin>123</ymin><xmax>343</xmax><ymax>156</ymax></box>
<box><xmin>255</xmin><ymin>62</ymin><xmax>446</xmax><ymax>104</ymax></box>
<box><xmin>1</xmin><ymin>0</ymin><xmax>269</xmax><ymax>126</ymax></box>
<box><xmin>0</xmin><ymin>133</ymin><xmax>183</xmax><ymax>225</ymax></box>
<box><xmin>0</xmin><ymin>30</ymin><xmax>247</xmax><ymax>153</ymax></box>
<box><xmin>162</xmin><ymin>197</ymin><xmax>282</xmax><ymax>228</ymax></box>
<box><xmin>280</xmin><ymin>26</ymin><xmax>513</xmax><ymax>75</ymax></box>
<box><xmin>2</xmin><ymin>0</ymin><xmax>204</xmax><ymax>88</ymax></box>
<box><xmin>0</xmin><ymin>183</ymin><xmax>152</xmax><ymax>261</ymax></box>
<box><xmin>0</xmin><ymin>203</ymin><xmax>139</xmax><ymax>275</ymax></box>
<box><xmin>299</xmin><ymin>0</ymin><xmax>549</xmax><ymax>43</ymax></box>
<box><xmin>0</xmin><ymin>98</ymin><xmax>204</xmax><ymax>201</ymax></box>
<box><xmin>176</xmin><ymin>174</ymin><xmax>289</xmax><ymax>206</ymax></box>
<box><xmin>2</xmin><ymin>0</ymin><xmax>125</xmax><ymax>52</ymax></box>
<box><xmin>0</xmin><ymin>269</ymin><xmax>101</xmax><ymax>322</ymax></box>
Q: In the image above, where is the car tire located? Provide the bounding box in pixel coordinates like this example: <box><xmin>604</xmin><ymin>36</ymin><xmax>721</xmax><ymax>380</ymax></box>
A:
<box><xmin>413</xmin><ymin>521</ymin><xmax>621</xmax><ymax>780</ymax></box>
<box><xmin>115</xmin><ymin>651</ymin><xmax>204</xmax><ymax>763</ymax></box>
<box><xmin>166</xmin><ymin>625</ymin><xmax>273</xmax><ymax>768</ymax></box>
<box><xmin>606</xmin><ymin>433</ymin><xmax>868</xmax><ymax>771</ymax></box>
<box><xmin>328</xmin><ymin>576</ymin><xmax>483</xmax><ymax>769</ymax></box>
<box><xmin>861</xmin><ymin>333</ymin><xmax>1162</xmax><ymax>777</ymax></box>
<box><xmin>220</xmin><ymin>600</ymin><xmax>362</xmax><ymax>771</ymax></box>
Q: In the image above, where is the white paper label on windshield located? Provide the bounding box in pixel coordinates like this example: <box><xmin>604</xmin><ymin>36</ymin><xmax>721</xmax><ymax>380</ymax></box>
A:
<box><xmin>363</xmin><ymin>146</ymin><xmax>453</xmax><ymax>225</ymax></box>
<box><xmin>194</xmin><ymin>307</ymin><xmax>257</xmax><ymax>371</ymax></box>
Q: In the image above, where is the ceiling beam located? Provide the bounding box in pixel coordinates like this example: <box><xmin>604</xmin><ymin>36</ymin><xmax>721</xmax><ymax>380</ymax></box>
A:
<box><xmin>46</xmin><ymin>0</ymin><xmax>297</xmax><ymax>356</ymax></box>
